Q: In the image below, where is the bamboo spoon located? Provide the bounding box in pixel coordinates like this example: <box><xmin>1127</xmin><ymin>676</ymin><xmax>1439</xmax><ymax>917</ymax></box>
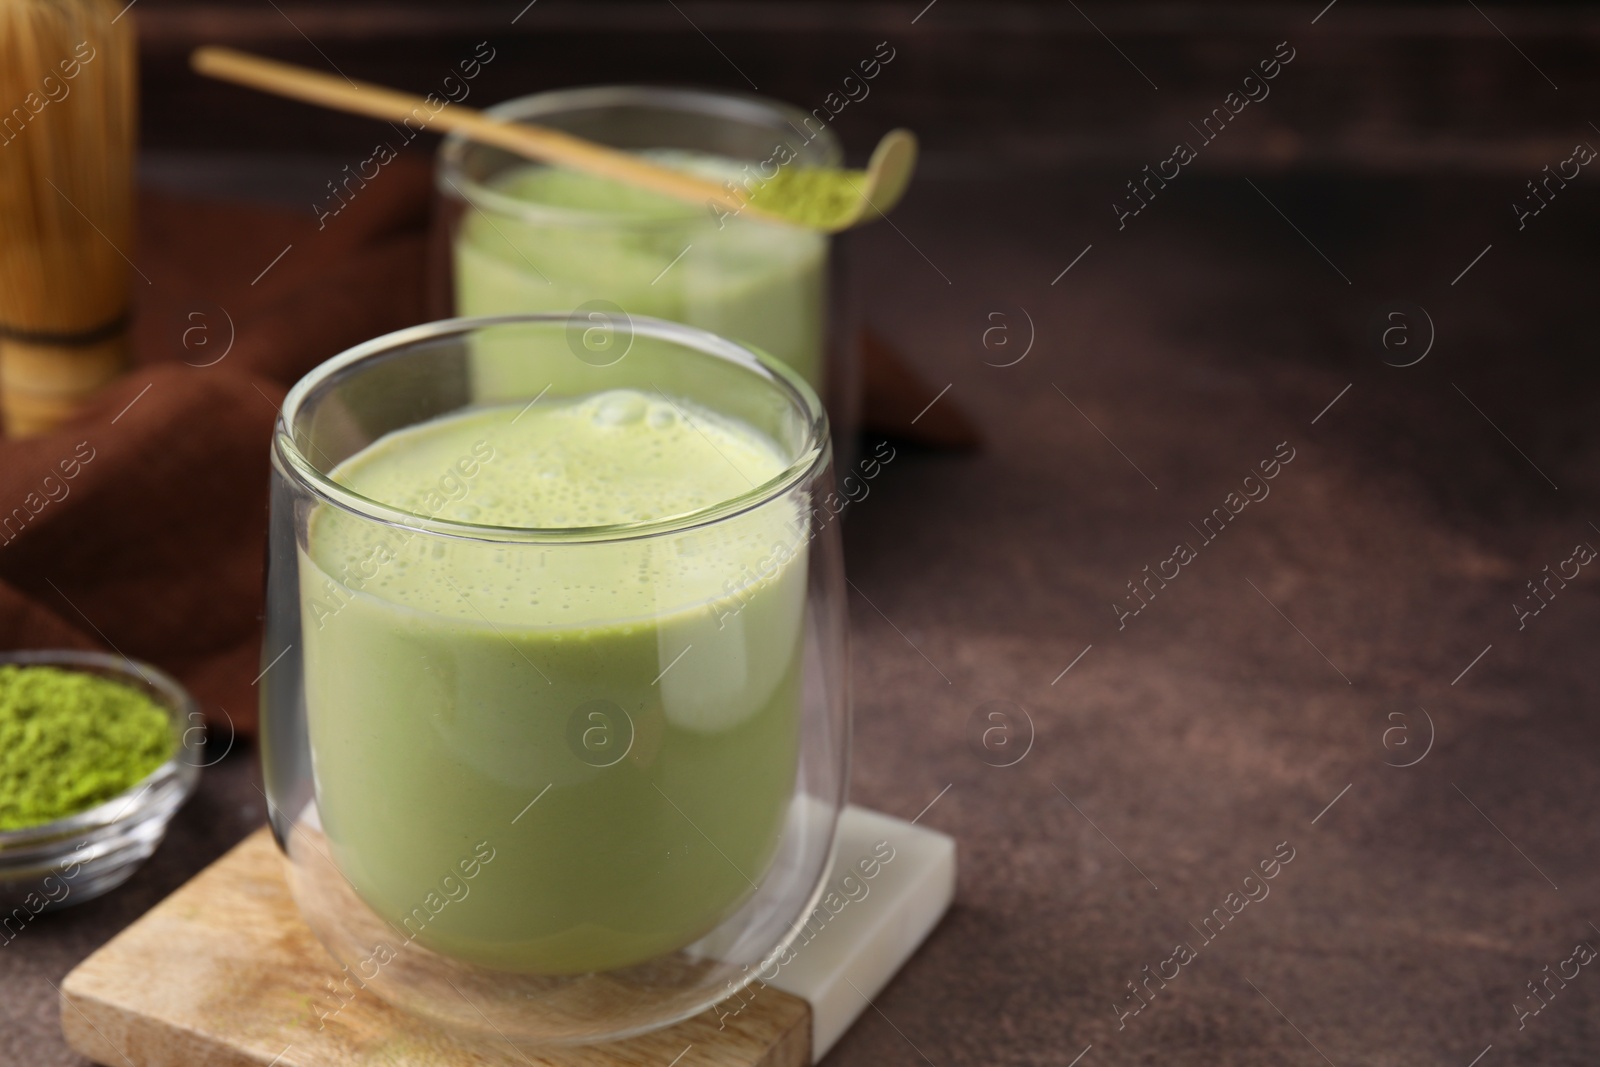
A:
<box><xmin>190</xmin><ymin>46</ymin><xmax>916</xmax><ymax>233</ymax></box>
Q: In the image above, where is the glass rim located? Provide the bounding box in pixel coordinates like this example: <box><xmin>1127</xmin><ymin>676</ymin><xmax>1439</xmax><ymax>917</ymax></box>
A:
<box><xmin>436</xmin><ymin>83</ymin><xmax>845</xmax><ymax>230</ymax></box>
<box><xmin>275</xmin><ymin>314</ymin><xmax>831</xmax><ymax>545</ymax></box>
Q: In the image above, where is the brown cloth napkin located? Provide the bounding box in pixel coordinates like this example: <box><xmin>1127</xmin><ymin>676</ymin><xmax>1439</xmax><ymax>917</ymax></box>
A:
<box><xmin>0</xmin><ymin>157</ymin><xmax>973</xmax><ymax>738</ymax></box>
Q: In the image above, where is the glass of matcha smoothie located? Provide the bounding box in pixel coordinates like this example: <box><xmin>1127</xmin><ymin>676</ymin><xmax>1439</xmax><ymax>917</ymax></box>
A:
<box><xmin>260</xmin><ymin>314</ymin><xmax>849</xmax><ymax>1044</ymax></box>
<box><xmin>434</xmin><ymin>85</ymin><xmax>862</xmax><ymax>439</ymax></box>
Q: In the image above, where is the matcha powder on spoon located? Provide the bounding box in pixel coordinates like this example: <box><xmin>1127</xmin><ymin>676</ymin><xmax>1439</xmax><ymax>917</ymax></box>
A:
<box><xmin>748</xmin><ymin>167</ymin><xmax>871</xmax><ymax>230</ymax></box>
<box><xmin>0</xmin><ymin>664</ymin><xmax>174</xmax><ymax>832</ymax></box>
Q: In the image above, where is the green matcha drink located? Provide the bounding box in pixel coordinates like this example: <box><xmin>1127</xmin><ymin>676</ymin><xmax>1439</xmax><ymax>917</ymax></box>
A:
<box><xmin>299</xmin><ymin>389</ymin><xmax>808</xmax><ymax>975</ymax></box>
<box><xmin>452</xmin><ymin>153</ymin><xmax>828</xmax><ymax>391</ymax></box>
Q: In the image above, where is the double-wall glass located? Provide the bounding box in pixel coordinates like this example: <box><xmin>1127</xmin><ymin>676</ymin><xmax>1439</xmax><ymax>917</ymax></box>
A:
<box><xmin>260</xmin><ymin>315</ymin><xmax>850</xmax><ymax>1044</ymax></box>
<box><xmin>434</xmin><ymin>85</ymin><xmax>862</xmax><ymax>448</ymax></box>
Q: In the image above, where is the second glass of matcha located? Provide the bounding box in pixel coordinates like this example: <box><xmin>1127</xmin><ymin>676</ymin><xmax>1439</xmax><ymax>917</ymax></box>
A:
<box><xmin>434</xmin><ymin>85</ymin><xmax>860</xmax><ymax>431</ymax></box>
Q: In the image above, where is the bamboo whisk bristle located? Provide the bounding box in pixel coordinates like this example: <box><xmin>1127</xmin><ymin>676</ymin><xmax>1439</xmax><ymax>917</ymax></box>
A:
<box><xmin>0</xmin><ymin>0</ymin><xmax>137</xmax><ymax>437</ymax></box>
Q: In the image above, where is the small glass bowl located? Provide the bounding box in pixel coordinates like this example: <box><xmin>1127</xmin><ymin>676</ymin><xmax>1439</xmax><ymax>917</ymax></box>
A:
<box><xmin>0</xmin><ymin>650</ymin><xmax>202</xmax><ymax>913</ymax></box>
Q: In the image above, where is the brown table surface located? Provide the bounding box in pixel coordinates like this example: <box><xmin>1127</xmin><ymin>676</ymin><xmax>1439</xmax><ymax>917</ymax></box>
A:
<box><xmin>6</xmin><ymin>164</ymin><xmax>1600</xmax><ymax>1067</ymax></box>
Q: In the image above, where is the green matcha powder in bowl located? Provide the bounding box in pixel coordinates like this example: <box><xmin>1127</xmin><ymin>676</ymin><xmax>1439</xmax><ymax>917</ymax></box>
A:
<box><xmin>0</xmin><ymin>650</ymin><xmax>201</xmax><ymax>916</ymax></box>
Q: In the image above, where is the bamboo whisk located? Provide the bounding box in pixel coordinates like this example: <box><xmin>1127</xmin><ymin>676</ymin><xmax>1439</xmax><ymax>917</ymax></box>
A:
<box><xmin>0</xmin><ymin>0</ymin><xmax>136</xmax><ymax>438</ymax></box>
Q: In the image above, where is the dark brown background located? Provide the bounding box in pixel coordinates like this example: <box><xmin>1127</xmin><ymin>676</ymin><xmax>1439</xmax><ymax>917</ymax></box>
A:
<box><xmin>7</xmin><ymin>2</ymin><xmax>1600</xmax><ymax>1064</ymax></box>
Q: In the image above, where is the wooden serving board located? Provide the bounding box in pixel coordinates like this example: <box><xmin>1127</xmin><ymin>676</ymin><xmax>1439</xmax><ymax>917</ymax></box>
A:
<box><xmin>59</xmin><ymin>828</ymin><xmax>811</xmax><ymax>1067</ymax></box>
